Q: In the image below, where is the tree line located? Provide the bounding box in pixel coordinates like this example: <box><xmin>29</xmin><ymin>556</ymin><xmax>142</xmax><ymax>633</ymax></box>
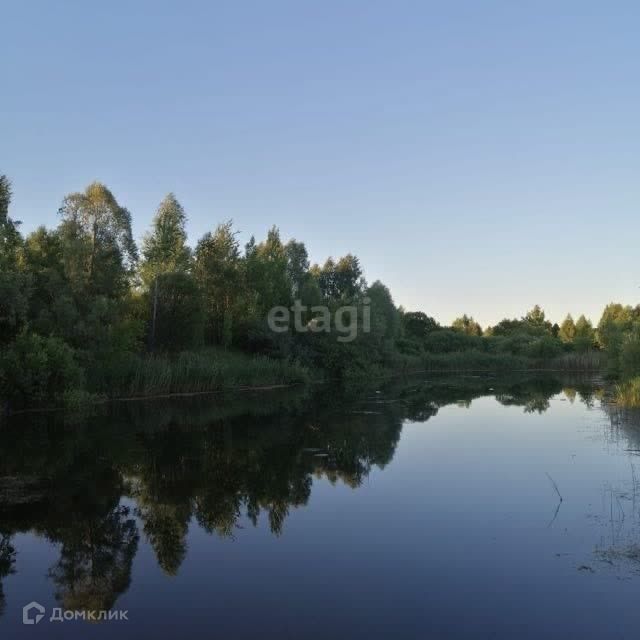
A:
<box><xmin>1</xmin><ymin>174</ymin><xmax>639</xmax><ymax>408</ymax></box>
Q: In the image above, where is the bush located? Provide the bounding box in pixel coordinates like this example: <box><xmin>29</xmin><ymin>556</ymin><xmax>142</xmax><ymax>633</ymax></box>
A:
<box><xmin>525</xmin><ymin>336</ymin><xmax>564</xmax><ymax>360</ymax></box>
<box><xmin>423</xmin><ymin>329</ymin><xmax>484</xmax><ymax>354</ymax></box>
<box><xmin>396</xmin><ymin>337</ymin><xmax>423</xmax><ymax>356</ymax></box>
<box><xmin>491</xmin><ymin>332</ymin><xmax>536</xmax><ymax>356</ymax></box>
<box><xmin>0</xmin><ymin>333</ymin><xmax>84</xmax><ymax>407</ymax></box>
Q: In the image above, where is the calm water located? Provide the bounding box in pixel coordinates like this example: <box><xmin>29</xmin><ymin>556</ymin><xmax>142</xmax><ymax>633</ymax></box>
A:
<box><xmin>2</xmin><ymin>374</ymin><xmax>640</xmax><ymax>639</ymax></box>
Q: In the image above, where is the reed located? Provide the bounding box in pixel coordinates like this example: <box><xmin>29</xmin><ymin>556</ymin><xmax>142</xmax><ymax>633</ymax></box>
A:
<box><xmin>614</xmin><ymin>377</ymin><xmax>640</xmax><ymax>408</ymax></box>
<box><xmin>551</xmin><ymin>351</ymin><xmax>605</xmax><ymax>371</ymax></box>
<box><xmin>110</xmin><ymin>349</ymin><xmax>310</xmax><ymax>398</ymax></box>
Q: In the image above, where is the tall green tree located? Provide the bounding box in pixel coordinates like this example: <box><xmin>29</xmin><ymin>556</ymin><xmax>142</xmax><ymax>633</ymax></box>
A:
<box><xmin>194</xmin><ymin>221</ymin><xmax>244</xmax><ymax>346</ymax></box>
<box><xmin>139</xmin><ymin>194</ymin><xmax>191</xmax><ymax>287</ymax></box>
<box><xmin>598</xmin><ymin>303</ymin><xmax>633</xmax><ymax>348</ymax></box>
<box><xmin>284</xmin><ymin>239</ymin><xmax>309</xmax><ymax>297</ymax></box>
<box><xmin>574</xmin><ymin>315</ymin><xmax>595</xmax><ymax>351</ymax></box>
<box><xmin>140</xmin><ymin>194</ymin><xmax>193</xmax><ymax>349</ymax></box>
<box><xmin>559</xmin><ymin>314</ymin><xmax>576</xmax><ymax>343</ymax></box>
<box><xmin>318</xmin><ymin>254</ymin><xmax>364</xmax><ymax>302</ymax></box>
<box><xmin>244</xmin><ymin>227</ymin><xmax>291</xmax><ymax>316</ymax></box>
<box><xmin>366</xmin><ymin>281</ymin><xmax>400</xmax><ymax>346</ymax></box>
<box><xmin>23</xmin><ymin>226</ymin><xmax>77</xmax><ymax>339</ymax></box>
<box><xmin>0</xmin><ymin>175</ymin><xmax>22</xmax><ymax>265</ymax></box>
<box><xmin>284</xmin><ymin>240</ymin><xmax>321</xmax><ymax>311</ymax></box>
<box><xmin>524</xmin><ymin>305</ymin><xmax>552</xmax><ymax>333</ymax></box>
<box><xmin>0</xmin><ymin>175</ymin><xmax>30</xmax><ymax>343</ymax></box>
<box><xmin>58</xmin><ymin>182</ymin><xmax>138</xmax><ymax>298</ymax></box>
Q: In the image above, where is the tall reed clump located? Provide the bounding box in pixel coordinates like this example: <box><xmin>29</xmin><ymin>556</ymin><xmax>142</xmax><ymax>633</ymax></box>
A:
<box><xmin>112</xmin><ymin>349</ymin><xmax>310</xmax><ymax>398</ymax></box>
<box><xmin>551</xmin><ymin>351</ymin><xmax>606</xmax><ymax>371</ymax></box>
<box><xmin>615</xmin><ymin>378</ymin><xmax>640</xmax><ymax>408</ymax></box>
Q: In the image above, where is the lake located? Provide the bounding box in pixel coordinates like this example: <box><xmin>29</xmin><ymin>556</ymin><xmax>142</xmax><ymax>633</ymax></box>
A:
<box><xmin>1</xmin><ymin>374</ymin><xmax>640</xmax><ymax>639</ymax></box>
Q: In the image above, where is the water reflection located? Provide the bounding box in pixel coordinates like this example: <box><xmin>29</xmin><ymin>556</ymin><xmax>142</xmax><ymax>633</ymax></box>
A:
<box><xmin>48</xmin><ymin>503</ymin><xmax>138</xmax><ymax>614</ymax></box>
<box><xmin>0</xmin><ymin>373</ymin><xmax>636</xmax><ymax>621</ymax></box>
<box><xmin>0</xmin><ymin>535</ymin><xmax>15</xmax><ymax>616</ymax></box>
<box><xmin>591</xmin><ymin>402</ymin><xmax>640</xmax><ymax>570</ymax></box>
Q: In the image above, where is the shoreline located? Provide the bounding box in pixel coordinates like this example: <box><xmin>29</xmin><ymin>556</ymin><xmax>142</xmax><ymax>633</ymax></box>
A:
<box><xmin>2</xmin><ymin>367</ymin><xmax>607</xmax><ymax>418</ymax></box>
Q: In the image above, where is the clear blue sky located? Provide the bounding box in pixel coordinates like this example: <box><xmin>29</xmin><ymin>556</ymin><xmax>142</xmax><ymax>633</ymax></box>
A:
<box><xmin>3</xmin><ymin>1</ymin><xmax>639</xmax><ymax>327</ymax></box>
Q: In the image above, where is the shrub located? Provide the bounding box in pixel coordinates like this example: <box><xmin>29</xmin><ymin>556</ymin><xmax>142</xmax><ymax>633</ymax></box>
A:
<box><xmin>0</xmin><ymin>333</ymin><xmax>84</xmax><ymax>406</ymax></box>
<box><xmin>423</xmin><ymin>329</ymin><xmax>483</xmax><ymax>354</ymax></box>
<box><xmin>525</xmin><ymin>336</ymin><xmax>564</xmax><ymax>360</ymax></box>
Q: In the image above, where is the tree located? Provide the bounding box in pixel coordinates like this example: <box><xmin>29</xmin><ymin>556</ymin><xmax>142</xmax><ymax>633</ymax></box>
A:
<box><xmin>0</xmin><ymin>175</ymin><xmax>22</xmax><ymax>266</ymax></box>
<box><xmin>452</xmin><ymin>314</ymin><xmax>482</xmax><ymax>336</ymax></box>
<box><xmin>574</xmin><ymin>315</ymin><xmax>595</xmax><ymax>351</ymax></box>
<box><xmin>365</xmin><ymin>281</ymin><xmax>400</xmax><ymax>347</ymax></box>
<box><xmin>317</xmin><ymin>254</ymin><xmax>364</xmax><ymax>302</ymax></box>
<box><xmin>0</xmin><ymin>535</ymin><xmax>16</xmax><ymax>616</ymax></box>
<box><xmin>139</xmin><ymin>194</ymin><xmax>191</xmax><ymax>287</ymax></box>
<box><xmin>334</xmin><ymin>254</ymin><xmax>365</xmax><ymax>300</ymax></box>
<box><xmin>22</xmin><ymin>226</ymin><xmax>79</xmax><ymax>339</ymax></box>
<box><xmin>490</xmin><ymin>318</ymin><xmax>527</xmax><ymax>336</ymax></box>
<box><xmin>150</xmin><ymin>272</ymin><xmax>204</xmax><ymax>351</ymax></box>
<box><xmin>244</xmin><ymin>227</ymin><xmax>291</xmax><ymax>317</ymax></box>
<box><xmin>284</xmin><ymin>239</ymin><xmax>310</xmax><ymax>297</ymax></box>
<box><xmin>194</xmin><ymin>221</ymin><xmax>243</xmax><ymax>346</ymax></box>
<box><xmin>140</xmin><ymin>194</ymin><xmax>193</xmax><ymax>348</ymax></box>
<box><xmin>58</xmin><ymin>182</ymin><xmax>138</xmax><ymax>298</ymax></box>
<box><xmin>598</xmin><ymin>303</ymin><xmax>633</xmax><ymax>348</ymax></box>
<box><xmin>524</xmin><ymin>305</ymin><xmax>552</xmax><ymax>334</ymax></box>
<box><xmin>401</xmin><ymin>311</ymin><xmax>439</xmax><ymax>340</ymax></box>
<box><xmin>559</xmin><ymin>314</ymin><xmax>576</xmax><ymax>343</ymax></box>
<box><xmin>317</xmin><ymin>258</ymin><xmax>337</xmax><ymax>300</ymax></box>
<box><xmin>0</xmin><ymin>175</ymin><xmax>30</xmax><ymax>343</ymax></box>
<box><xmin>48</xmin><ymin>504</ymin><xmax>139</xmax><ymax>613</ymax></box>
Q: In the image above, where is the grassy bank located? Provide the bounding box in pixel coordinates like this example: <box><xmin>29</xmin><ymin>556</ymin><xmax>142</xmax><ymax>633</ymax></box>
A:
<box><xmin>1</xmin><ymin>348</ymin><xmax>311</xmax><ymax>414</ymax></box>
<box><xmin>121</xmin><ymin>348</ymin><xmax>606</xmax><ymax>398</ymax></box>
<box><xmin>2</xmin><ymin>341</ymin><xmax>608</xmax><ymax>414</ymax></box>
<box><xmin>105</xmin><ymin>348</ymin><xmax>311</xmax><ymax>398</ymax></box>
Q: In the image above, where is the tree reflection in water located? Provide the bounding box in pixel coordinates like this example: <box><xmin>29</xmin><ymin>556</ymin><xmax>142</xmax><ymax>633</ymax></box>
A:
<box><xmin>48</xmin><ymin>503</ymin><xmax>138</xmax><ymax>613</ymax></box>
<box><xmin>0</xmin><ymin>374</ymin><xmax>618</xmax><ymax>616</ymax></box>
<box><xmin>0</xmin><ymin>535</ymin><xmax>16</xmax><ymax>616</ymax></box>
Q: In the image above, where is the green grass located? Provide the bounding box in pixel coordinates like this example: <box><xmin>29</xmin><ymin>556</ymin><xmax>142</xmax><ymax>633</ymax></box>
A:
<box><xmin>109</xmin><ymin>348</ymin><xmax>310</xmax><ymax>398</ymax></box>
<box><xmin>614</xmin><ymin>377</ymin><xmax>640</xmax><ymax>408</ymax></box>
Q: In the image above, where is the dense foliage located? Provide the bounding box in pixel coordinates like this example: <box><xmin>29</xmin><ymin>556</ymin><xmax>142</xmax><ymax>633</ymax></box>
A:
<box><xmin>0</xmin><ymin>174</ymin><xmax>636</xmax><ymax>410</ymax></box>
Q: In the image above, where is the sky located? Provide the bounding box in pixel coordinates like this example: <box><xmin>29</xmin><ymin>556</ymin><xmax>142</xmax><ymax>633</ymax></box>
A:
<box><xmin>2</xmin><ymin>0</ymin><xmax>640</xmax><ymax>328</ymax></box>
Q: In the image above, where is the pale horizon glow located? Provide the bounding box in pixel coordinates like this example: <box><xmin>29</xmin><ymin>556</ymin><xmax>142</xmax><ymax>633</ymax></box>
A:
<box><xmin>3</xmin><ymin>1</ymin><xmax>639</xmax><ymax>328</ymax></box>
